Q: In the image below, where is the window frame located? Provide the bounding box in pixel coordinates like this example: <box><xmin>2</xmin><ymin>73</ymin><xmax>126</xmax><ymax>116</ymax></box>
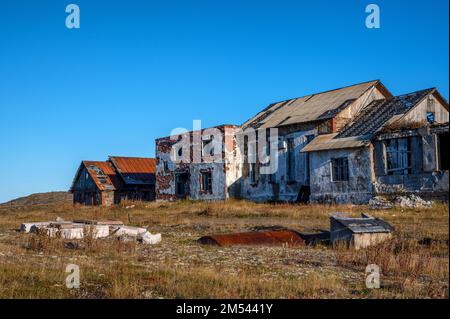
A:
<box><xmin>331</xmin><ymin>157</ymin><xmax>349</xmax><ymax>182</ymax></box>
<box><xmin>200</xmin><ymin>170</ymin><xmax>213</xmax><ymax>193</ymax></box>
<box><xmin>385</xmin><ymin>138</ymin><xmax>412</xmax><ymax>175</ymax></box>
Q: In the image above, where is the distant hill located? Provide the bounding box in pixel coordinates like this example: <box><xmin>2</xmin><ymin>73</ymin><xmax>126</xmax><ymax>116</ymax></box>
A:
<box><xmin>0</xmin><ymin>191</ymin><xmax>72</xmax><ymax>207</ymax></box>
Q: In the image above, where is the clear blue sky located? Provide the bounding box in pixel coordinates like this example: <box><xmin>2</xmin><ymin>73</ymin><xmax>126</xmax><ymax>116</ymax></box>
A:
<box><xmin>0</xmin><ymin>0</ymin><xmax>448</xmax><ymax>203</ymax></box>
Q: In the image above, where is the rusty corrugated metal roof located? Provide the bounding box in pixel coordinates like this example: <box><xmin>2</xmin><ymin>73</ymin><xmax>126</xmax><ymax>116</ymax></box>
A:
<box><xmin>109</xmin><ymin>156</ymin><xmax>156</xmax><ymax>185</ymax></box>
<box><xmin>198</xmin><ymin>230</ymin><xmax>305</xmax><ymax>247</ymax></box>
<box><xmin>82</xmin><ymin>161</ymin><xmax>122</xmax><ymax>191</ymax></box>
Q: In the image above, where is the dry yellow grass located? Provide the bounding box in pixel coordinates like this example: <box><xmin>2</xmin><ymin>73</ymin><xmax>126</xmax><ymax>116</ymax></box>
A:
<box><xmin>0</xmin><ymin>199</ymin><xmax>448</xmax><ymax>298</ymax></box>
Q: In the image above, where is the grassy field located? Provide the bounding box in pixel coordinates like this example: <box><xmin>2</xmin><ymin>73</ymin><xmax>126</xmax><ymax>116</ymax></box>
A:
<box><xmin>0</xmin><ymin>199</ymin><xmax>448</xmax><ymax>299</ymax></box>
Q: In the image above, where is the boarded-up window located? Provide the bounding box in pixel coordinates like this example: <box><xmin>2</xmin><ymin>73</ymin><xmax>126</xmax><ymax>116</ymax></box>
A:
<box><xmin>385</xmin><ymin>138</ymin><xmax>412</xmax><ymax>175</ymax></box>
<box><xmin>200</xmin><ymin>171</ymin><xmax>212</xmax><ymax>193</ymax></box>
<box><xmin>331</xmin><ymin>157</ymin><xmax>349</xmax><ymax>181</ymax></box>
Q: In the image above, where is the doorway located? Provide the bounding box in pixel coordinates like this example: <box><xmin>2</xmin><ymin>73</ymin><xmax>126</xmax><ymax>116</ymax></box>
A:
<box><xmin>175</xmin><ymin>172</ymin><xmax>190</xmax><ymax>199</ymax></box>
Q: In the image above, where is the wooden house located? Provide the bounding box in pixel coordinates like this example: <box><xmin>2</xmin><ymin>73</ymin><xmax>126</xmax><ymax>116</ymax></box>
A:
<box><xmin>70</xmin><ymin>156</ymin><xmax>156</xmax><ymax>206</ymax></box>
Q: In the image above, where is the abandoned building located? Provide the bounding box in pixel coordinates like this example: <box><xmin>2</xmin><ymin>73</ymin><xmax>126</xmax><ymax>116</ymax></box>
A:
<box><xmin>70</xmin><ymin>156</ymin><xmax>156</xmax><ymax>206</ymax></box>
<box><xmin>302</xmin><ymin>88</ymin><xmax>449</xmax><ymax>204</ymax></box>
<box><xmin>155</xmin><ymin>125</ymin><xmax>242</xmax><ymax>201</ymax></box>
<box><xmin>238</xmin><ymin>79</ymin><xmax>393</xmax><ymax>202</ymax></box>
<box><xmin>154</xmin><ymin>80</ymin><xmax>449</xmax><ymax>204</ymax></box>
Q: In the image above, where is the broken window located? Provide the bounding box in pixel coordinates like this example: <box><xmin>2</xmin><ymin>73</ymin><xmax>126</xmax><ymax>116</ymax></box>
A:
<box><xmin>385</xmin><ymin>138</ymin><xmax>412</xmax><ymax>175</ymax></box>
<box><xmin>438</xmin><ymin>132</ymin><xmax>449</xmax><ymax>171</ymax></box>
<box><xmin>200</xmin><ymin>171</ymin><xmax>212</xmax><ymax>193</ymax></box>
<box><xmin>286</xmin><ymin>138</ymin><xmax>295</xmax><ymax>181</ymax></box>
<box><xmin>163</xmin><ymin>160</ymin><xmax>169</xmax><ymax>172</ymax></box>
<box><xmin>331</xmin><ymin>157</ymin><xmax>349</xmax><ymax>181</ymax></box>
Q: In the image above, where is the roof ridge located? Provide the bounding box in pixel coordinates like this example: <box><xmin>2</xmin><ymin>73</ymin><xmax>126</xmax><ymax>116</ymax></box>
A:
<box><xmin>267</xmin><ymin>79</ymin><xmax>380</xmax><ymax>105</ymax></box>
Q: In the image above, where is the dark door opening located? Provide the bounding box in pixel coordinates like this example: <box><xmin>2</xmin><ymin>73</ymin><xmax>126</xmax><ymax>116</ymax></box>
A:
<box><xmin>439</xmin><ymin>132</ymin><xmax>449</xmax><ymax>171</ymax></box>
<box><xmin>176</xmin><ymin>172</ymin><xmax>189</xmax><ymax>199</ymax></box>
<box><xmin>296</xmin><ymin>185</ymin><xmax>310</xmax><ymax>204</ymax></box>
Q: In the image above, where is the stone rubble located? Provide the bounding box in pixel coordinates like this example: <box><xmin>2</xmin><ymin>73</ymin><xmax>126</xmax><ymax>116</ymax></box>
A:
<box><xmin>369</xmin><ymin>194</ymin><xmax>432</xmax><ymax>210</ymax></box>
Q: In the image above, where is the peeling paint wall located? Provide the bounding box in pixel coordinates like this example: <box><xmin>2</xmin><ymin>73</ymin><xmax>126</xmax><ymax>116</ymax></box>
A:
<box><xmin>309</xmin><ymin>126</ymin><xmax>449</xmax><ymax>204</ymax></box>
<box><xmin>309</xmin><ymin>147</ymin><xmax>374</xmax><ymax>204</ymax></box>
<box><xmin>240</xmin><ymin>126</ymin><xmax>317</xmax><ymax>202</ymax></box>
<box><xmin>373</xmin><ymin>126</ymin><xmax>449</xmax><ymax>199</ymax></box>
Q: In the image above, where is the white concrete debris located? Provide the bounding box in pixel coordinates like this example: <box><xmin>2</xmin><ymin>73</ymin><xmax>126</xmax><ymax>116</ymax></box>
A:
<box><xmin>111</xmin><ymin>225</ymin><xmax>147</xmax><ymax>237</ymax></box>
<box><xmin>138</xmin><ymin>231</ymin><xmax>162</xmax><ymax>245</ymax></box>
<box><xmin>369</xmin><ymin>194</ymin><xmax>432</xmax><ymax>209</ymax></box>
<box><xmin>395</xmin><ymin>194</ymin><xmax>432</xmax><ymax>209</ymax></box>
<box><xmin>19</xmin><ymin>220</ymin><xmax>161</xmax><ymax>244</ymax></box>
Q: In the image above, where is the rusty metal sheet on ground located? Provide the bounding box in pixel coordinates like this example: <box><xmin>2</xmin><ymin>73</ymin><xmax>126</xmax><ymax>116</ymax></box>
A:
<box><xmin>197</xmin><ymin>230</ymin><xmax>305</xmax><ymax>247</ymax></box>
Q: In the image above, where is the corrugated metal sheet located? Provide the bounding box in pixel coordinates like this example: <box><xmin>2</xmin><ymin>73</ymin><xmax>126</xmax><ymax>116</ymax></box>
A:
<box><xmin>198</xmin><ymin>230</ymin><xmax>305</xmax><ymax>247</ymax></box>
<box><xmin>301</xmin><ymin>133</ymin><xmax>370</xmax><ymax>152</ymax></box>
<box><xmin>109</xmin><ymin>156</ymin><xmax>156</xmax><ymax>185</ymax></box>
<box><xmin>83</xmin><ymin>161</ymin><xmax>122</xmax><ymax>191</ymax></box>
<box><xmin>242</xmin><ymin>80</ymin><xmax>380</xmax><ymax>129</ymax></box>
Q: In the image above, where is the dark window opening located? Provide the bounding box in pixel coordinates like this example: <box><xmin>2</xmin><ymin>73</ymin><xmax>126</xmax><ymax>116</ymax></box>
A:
<box><xmin>286</xmin><ymin>138</ymin><xmax>295</xmax><ymax>181</ymax></box>
<box><xmin>200</xmin><ymin>171</ymin><xmax>212</xmax><ymax>193</ymax></box>
<box><xmin>385</xmin><ymin>138</ymin><xmax>412</xmax><ymax>175</ymax></box>
<box><xmin>176</xmin><ymin>172</ymin><xmax>189</xmax><ymax>198</ymax></box>
<box><xmin>163</xmin><ymin>160</ymin><xmax>169</xmax><ymax>172</ymax></box>
<box><xmin>177</xmin><ymin>147</ymin><xmax>183</xmax><ymax>157</ymax></box>
<box><xmin>438</xmin><ymin>132</ymin><xmax>449</xmax><ymax>171</ymax></box>
<box><xmin>332</xmin><ymin>157</ymin><xmax>349</xmax><ymax>181</ymax></box>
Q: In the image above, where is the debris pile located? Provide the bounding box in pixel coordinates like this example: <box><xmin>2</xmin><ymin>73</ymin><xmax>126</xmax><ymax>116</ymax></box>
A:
<box><xmin>395</xmin><ymin>194</ymin><xmax>432</xmax><ymax>209</ymax></box>
<box><xmin>20</xmin><ymin>218</ymin><xmax>161</xmax><ymax>244</ymax></box>
<box><xmin>369</xmin><ymin>195</ymin><xmax>432</xmax><ymax>210</ymax></box>
<box><xmin>368</xmin><ymin>196</ymin><xmax>394</xmax><ymax>210</ymax></box>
